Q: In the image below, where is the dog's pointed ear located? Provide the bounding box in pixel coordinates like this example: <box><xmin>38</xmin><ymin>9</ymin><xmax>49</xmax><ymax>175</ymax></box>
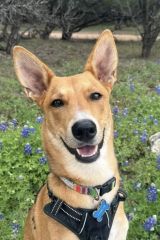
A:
<box><xmin>13</xmin><ymin>46</ymin><xmax>54</xmax><ymax>101</ymax></box>
<box><xmin>85</xmin><ymin>30</ymin><xmax>118</xmax><ymax>90</ymax></box>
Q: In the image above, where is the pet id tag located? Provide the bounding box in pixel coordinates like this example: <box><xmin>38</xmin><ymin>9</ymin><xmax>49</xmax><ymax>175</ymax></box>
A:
<box><xmin>92</xmin><ymin>199</ymin><xmax>110</xmax><ymax>222</ymax></box>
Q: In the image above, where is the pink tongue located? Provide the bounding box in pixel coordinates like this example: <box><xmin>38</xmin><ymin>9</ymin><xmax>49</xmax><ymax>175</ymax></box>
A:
<box><xmin>78</xmin><ymin>145</ymin><xmax>96</xmax><ymax>156</ymax></box>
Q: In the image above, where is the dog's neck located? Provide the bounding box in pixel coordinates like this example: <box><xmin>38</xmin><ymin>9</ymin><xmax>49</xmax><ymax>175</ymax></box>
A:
<box><xmin>47</xmin><ymin>170</ymin><xmax>120</xmax><ymax>209</ymax></box>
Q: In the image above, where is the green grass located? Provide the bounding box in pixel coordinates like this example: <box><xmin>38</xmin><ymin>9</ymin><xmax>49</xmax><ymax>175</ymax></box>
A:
<box><xmin>0</xmin><ymin>38</ymin><xmax>160</xmax><ymax>239</ymax></box>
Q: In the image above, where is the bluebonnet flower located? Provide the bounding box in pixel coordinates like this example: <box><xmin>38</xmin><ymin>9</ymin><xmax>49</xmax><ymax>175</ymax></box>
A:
<box><xmin>11</xmin><ymin>222</ymin><xmax>20</xmax><ymax>234</ymax></box>
<box><xmin>24</xmin><ymin>143</ymin><xmax>32</xmax><ymax>155</ymax></box>
<box><xmin>36</xmin><ymin>116</ymin><xmax>44</xmax><ymax>123</ymax></box>
<box><xmin>156</xmin><ymin>155</ymin><xmax>160</xmax><ymax>170</ymax></box>
<box><xmin>147</xmin><ymin>183</ymin><xmax>158</xmax><ymax>202</ymax></box>
<box><xmin>29</xmin><ymin>126</ymin><xmax>36</xmax><ymax>133</ymax></box>
<box><xmin>122</xmin><ymin>108</ymin><xmax>128</xmax><ymax>117</ymax></box>
<box><xmin>0</xmin><ymin>140</ymin><xmax>3</xmax><ymax>150</ymax></box>
<box><xmin>133</xmin><ymin>117</ymin><xmax>138</xmax><ymax>123</ymax></box>
<box><xmin>133</xmin><ymin>129</ymin><xmax>139</xmax><ymax>135</ymax></box>
<box><xmin>143</xmin><ymin>117</ymin><xmax>147</xmax><ymax>124</ymax></box>
<box><xmin>155</xmin><ymin>86</ymin><xmax>160</xmax><ymax>95</ymax></box>
<box><xmin>149</xmin><ymin>115</ymin><xmax>154</xmax><ymax>120</ymax></box>
<box><xmin>11</xmin><ymin>119</ymin><xmax>18</xmax><ymax>128</ymax></box>
<box><xmin>140</xmin><ymin>130</ymin><xmax>148</xmax><ymax>143</ymax></box>
<box><xmin>143</xmin><ymin>215</ymin><xmax>157</xmax><ymax>232</ymax></box>
<box><xmin>35</xmin><ymin>147</ymin><xmax>43</xmax><ymax>154</ymax></box>
<box><xmin>153</xmin><ymin>119</ymin><xmax>158</xmax><ymax>125</ymax></box>
<box><xmin>129</xmin><ymin>82</ymin><xmax>135</xmax><ymax>92</ymax></box>
<box><xmin>0</xmin><ymin>122</ymin><xmax>8</xmax><ymax>132</ymax></box>
<box><xmin>114</xmin><ymin>130</ymin><xmax>118</xmax><ymax>138</ymax></box>
<box><xmin>0</xmin><ymin>212</ymin><xmax>4</xmax><ymax>221</ymax></box>
<box><xmin>112</xmin><ymin>105</ymin><xmax>119</xmax><ymax>116</ymax></box>
<box><xmin>39</xmin><ymin>156</ymin><xmax>47</xmax><ymax>164</ymax></box>
<box><xmin>127</xmin><ymin>212</ymin><xmax>134</xmax><ymax>221</ymax></box>
<box><xmin>121</xmin><ymin>160</ymin><xmax>129</xmax><ymax>167</ymax></box>
<box><xmin>21</xmin><ymin>125</ymin><xmax>35</xmax><ymax>137</ymax></box>
<box><xmin>21</xmin><ymin>125</ymin><xmax>30</xmax><ymax>137</ymax></box>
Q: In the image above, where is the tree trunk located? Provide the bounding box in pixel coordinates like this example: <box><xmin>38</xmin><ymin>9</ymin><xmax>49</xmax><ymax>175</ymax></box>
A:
<box><xmin>6</xmin><ymin>25</ymin><xmax>20</xmax><ymax>54</ymax></box>
<box><xmin>141</xmin><ymin>32</ymin><xmax>158</xmax><ymax>58</ymax></box>
<box><xmin>2</xmin><ymin>23</ymin><xmax>8</xmax><ymax>39</ymax></box>
<box><xmin>61</xmin><ymin>30</ymin><xmax>72</xmax><ymax>40</ymax></box>
<box><xmin>40</xmin><ymin>23</ymin><xmax>55</xmax><ymax>39</ymax></box>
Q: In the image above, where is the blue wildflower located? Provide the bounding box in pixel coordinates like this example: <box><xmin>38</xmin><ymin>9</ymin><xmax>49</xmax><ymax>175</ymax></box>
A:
<box><xmin>149</xmin><ymin>115</ymin><xmax>154</xmax><ymax>120</ymax></box>
<box><xmin>122</xmin><ymin>108</ymin><xmax>128</xmax><ymax>117</ymax></box>
<box><xmin>143</xmin><ymin>215</ymin><xmax>157</xmax><ymax>232</ymax></box>
<box><xmin>133</xmin><ymin>129</ymin><xmax>139</xmax><ymax>135</ymax></box>
<box><xmin>114</xmin><ymin>130</ymin><xmax>118</xmax><ymax>138</ymax></box>
<box><xmin>21</xmin><ymin>125</ymin><xmax>30</xmax><ymax>137</ymax></box>
<box><xmin>147</xmin><ymin>184</ymin><xmax>158</xmax><ymax>202</ymax></box>
<box><xmin>21</xmin><ymin>125</ymin><xmax>35</xmax><ymax>137</ymax></box>
<box><xmin>133</xmin><ymin>117</ymin><xmax>138</xmax><ymax>123</ymax></box>
<box><xmin>143</xmin><ymin>117</ymin><xmax>147</xmax><ymax>124</ymax></box>
<box><xmin>140</xmin><ymin>130</ymin><xmax>148</xmax><ymax>143</ymax></box>
<box><xmin>156</xmin><ymin>155</ymin><xmax>160</xmax><ymax>170</ymax></box>
<box><xmin>112</xmin><ymin>106</ymin><xmax>119</xmax><ymax>116</ymax></box>
<box><xmin>0</xmin><ymin>140</ymin><xmax>3</xmax><ymax>150</ymax></box>
<box><xmin>11</xmin><ymin>222</ymin><xmax>20</xmax><ymax>234</ymax></box>
<box><xmin>155</xmin><ymin>85</ymin><xmax>160</xmax><ymax>95</ymax></box>
<box><xmin>129</xmin><ymin>82</ymin><xmax>135</xmax><ymax>92</ymax></box>
<box><xmin>153</xmin><ymin>119</ymin><xmax>158</xmax><ymax>125</ymax></box>
<box><xmin>11</xmin><ymin>119</ymin><xmax>18</xmax><ymax>128</ymax></box>
<box><xmin>121</xmin><ymin>160</ymin><xmax>129</xmax><ymax>166</ymax></box>
<box><xmin>0</xmin><ymin>122</ymin><xmax>8</xmax><ymax>132</ymax></box>
<box><xmin>39</xmin><ymin>156</ymin><xmax>47</xmax><ymax>164</ymax></box>
<box><xmin>24</xmin><ymin>143</ymin><xmax>32</xmax><ymax>155</ymax></box>
<box><xmin>127</xmin><ymin>212</ymin><xmax>134</xmax><ymax>221</ymax></box>
<box><xmin>29</xmin><ymin>126</ymin><xmax>36</xmax><ymax>133</ymax></box>
<box><xmin>36</xmin><ymin>116</ymin><xmax>44</xmax><ymax>123</ymax></box>
<box><xmin>35</xmin><ymin>147</ymin><xmax>43</xmax><ymax>154</ymax></box>
<box><xmin>0</xmin><ymin>212</ymin><xmax>4</xmax><ymax>221</ymax></box>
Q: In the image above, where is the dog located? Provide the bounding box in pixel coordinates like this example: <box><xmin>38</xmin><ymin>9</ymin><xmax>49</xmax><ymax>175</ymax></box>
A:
<box><xmin>13</xmin><ymin>29</ymin><xmax>128</xmax><ymax>240</ymax></box>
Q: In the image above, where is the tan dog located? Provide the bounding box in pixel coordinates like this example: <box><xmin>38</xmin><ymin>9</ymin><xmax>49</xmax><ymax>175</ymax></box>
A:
<box><xmin>13</xmin><ymin>30</ymin><xmax>128</xmax><ymax>240</ymax></box>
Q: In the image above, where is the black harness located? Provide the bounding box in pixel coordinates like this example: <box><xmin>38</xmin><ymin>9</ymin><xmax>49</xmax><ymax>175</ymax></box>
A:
<box><xmin>43</xmin><ymin>180</ymin><xmax>126</xmax><ymax>240</ymax></box>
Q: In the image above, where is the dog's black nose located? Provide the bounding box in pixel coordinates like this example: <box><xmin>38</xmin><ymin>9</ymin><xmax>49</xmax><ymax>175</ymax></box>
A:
<box><xmin>72</xmin><ymin>120</ymin><xmax>97</xmax><ymax>142</ymax></box>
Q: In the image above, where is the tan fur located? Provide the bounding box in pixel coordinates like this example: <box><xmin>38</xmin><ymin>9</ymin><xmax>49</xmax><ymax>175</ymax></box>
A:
<box><xmin>13</xmin><ymin>30</ymin><xmax>128</xmax><ymax>240</ymax></box>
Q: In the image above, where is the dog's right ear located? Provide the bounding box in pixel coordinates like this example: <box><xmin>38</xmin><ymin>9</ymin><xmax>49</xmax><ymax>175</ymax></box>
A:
<box><xmin>13</xmin><ymin>46</ymin><xmax>54</xmax><ymax>102</ymax></box>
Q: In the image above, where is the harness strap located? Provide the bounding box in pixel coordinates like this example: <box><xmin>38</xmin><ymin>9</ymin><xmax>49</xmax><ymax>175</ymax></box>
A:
<box><xmin>44</xmin><ymin>188</ymin><xmax>127</xmax><ymax>240</ymax></box>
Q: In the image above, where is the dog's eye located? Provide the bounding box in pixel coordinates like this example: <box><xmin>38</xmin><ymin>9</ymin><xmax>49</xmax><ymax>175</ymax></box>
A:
<box><xmin>90</xmin><ymin>92</ymin><xmax>102</xmax><ymax>101</ymax></box>
<box><xmin>51</xmin><ymin>99</ymin><xmax>64</xmax><ymax>108</ymax></box>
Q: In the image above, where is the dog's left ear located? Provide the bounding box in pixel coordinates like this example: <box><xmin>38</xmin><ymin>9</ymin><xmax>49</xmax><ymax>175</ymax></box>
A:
<box><xmin>85</xmin><ymin>30</ymin><xmax>118</xmax><ymax>90</ymax></box>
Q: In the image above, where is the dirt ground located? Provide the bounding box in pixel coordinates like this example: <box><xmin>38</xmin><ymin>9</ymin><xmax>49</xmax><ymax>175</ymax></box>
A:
<box><xmin>49</xmin><ymin>31</ymin><xmax>160</xmax><ymax>42</ymax></box>
<box><xmin>49</xmin><ymin>31</ymin><xmax>141</xmax><ymax>41</ymax></box>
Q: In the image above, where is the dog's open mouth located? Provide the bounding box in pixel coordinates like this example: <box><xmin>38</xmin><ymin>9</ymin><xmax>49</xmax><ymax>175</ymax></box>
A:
<box><xmin>61</xmin><ymin>134</ymin><xmax>104</xmax><ymax>163</ymax></box>
<box><xmin>77</xmin><ymin>145</ymin><xmax>98</xmax><ymax>157</ymax></box>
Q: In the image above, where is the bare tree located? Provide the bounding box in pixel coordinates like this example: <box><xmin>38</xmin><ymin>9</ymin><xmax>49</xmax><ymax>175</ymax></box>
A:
<box><xmin>40</xmin><ymin>0</ymin><xmax>109</xmax><ymax>40</ymax></box>
<box><xmin>116</xmin><ymin>0</ymin><xmax>160</xmax><ymax>58</ymax></box>
<box><xmin>0</xmin><ymin>0</ymin><xmax>48</xmax><ymax>54</ymax></box>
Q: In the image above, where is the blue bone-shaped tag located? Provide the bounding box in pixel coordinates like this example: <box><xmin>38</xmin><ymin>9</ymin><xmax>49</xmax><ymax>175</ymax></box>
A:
<box><xmin>92</xmin><ymin>199</ymin><xmax>110</xmax><ymax>222</ymax></box>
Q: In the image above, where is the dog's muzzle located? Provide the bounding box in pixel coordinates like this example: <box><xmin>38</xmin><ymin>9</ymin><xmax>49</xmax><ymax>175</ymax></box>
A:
<box><xmin>61</xmin><ymin>120</ymin><xmax>104</xmax><ymax>163</ymax></box>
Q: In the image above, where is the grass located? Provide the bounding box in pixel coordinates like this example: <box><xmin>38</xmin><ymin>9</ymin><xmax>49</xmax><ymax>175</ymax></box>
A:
<box><xmin>0</xmin><ymin>37</ymin><xmax>160</xmax><ymax>239</ymax></box>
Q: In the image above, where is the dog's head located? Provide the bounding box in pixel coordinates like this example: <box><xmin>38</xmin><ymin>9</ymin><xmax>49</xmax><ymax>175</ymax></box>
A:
<box><xmin>13</xmin><ymin>30</ymin><xmax>118</xmax><ymax>183</ymax></box>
